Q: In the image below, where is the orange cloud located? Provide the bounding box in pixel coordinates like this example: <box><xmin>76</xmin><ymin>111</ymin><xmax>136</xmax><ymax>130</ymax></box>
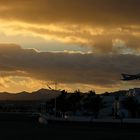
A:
<box><xmin>0</xmin><ymin>44</ymin><xmax>140</xmax><ymax>93</ymax></box>
<box><xmin>0</xmin><ymin>1</ymin><xmax>139</xmax><ymax>54</ymax></box>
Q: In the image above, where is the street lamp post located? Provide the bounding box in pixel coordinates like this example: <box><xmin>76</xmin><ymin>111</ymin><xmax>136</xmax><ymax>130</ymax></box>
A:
<box><xmin>54</xmin><ymin>82</ymin><xmax>57</xmax><ymax>117</ymax></box>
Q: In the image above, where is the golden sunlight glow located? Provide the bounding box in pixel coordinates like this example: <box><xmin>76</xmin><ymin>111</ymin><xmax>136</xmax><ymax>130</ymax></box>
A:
<box><xmin>0</xmin><ymin>76</ymin><xmax>47</xmax><ymax>93</ymax></box>
<box><xmin>0</xmin><ymin>19</ymin><xmax>140</xmax><ymax>55</ymax></box>
<box><xmin>0</xmin><ymin>0</ymin><xmax>140</xmax><ymax>93</ymax></box>
<box><xmin>0</xmin><ymin>20</ymin><xmax>109</xmax><ymax>45</ymax></box>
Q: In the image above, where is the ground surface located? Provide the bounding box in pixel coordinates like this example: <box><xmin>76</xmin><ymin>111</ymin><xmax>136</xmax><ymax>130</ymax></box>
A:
<box><xmin>0</xmin><ymin>120</ymin><xmax>140</xmax><ymax>140</ymax></box>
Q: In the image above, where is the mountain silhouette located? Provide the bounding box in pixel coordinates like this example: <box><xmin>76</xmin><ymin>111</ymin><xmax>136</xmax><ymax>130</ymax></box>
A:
<box><xmin>0</xmin><ymin>89</ymin><xmax>61</xmax><ymax>101</ymax></box>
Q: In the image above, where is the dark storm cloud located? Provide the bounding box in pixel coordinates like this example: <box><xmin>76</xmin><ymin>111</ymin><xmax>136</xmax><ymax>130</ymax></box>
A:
<box><xmin>0</xmin><ymin>44</ymin><xmax>140</xmax><ymax>88</ymax></box>
<box><xmin>0</xmin><ymin>0</ymin><xmax>140</xmax><ymax>26</ymax></box>
<box><xmin>0</xmin><ymin>0</ymin><xmax>140</xmax><ymax>54</ymax></box>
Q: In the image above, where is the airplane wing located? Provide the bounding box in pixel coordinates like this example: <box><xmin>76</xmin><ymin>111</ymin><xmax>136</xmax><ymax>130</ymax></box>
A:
<box><xmin>121</xmin><ymin>73</ymin><xmax>138</xmax><ymax>81</ymax></box>
<box><xmin>121</xmin><ymin>74</ymin><xmax>134</xmax><ymax>77</ymax></box>
<box><xmin>121</xmin><ymin>73</ymin><xmax>140</xmax><ymax>81</ymax></box>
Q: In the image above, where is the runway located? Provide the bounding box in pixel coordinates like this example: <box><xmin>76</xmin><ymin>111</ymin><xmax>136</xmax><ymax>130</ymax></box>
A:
<box><xmin>0</xmin><ymin>114</ymin><xmax>140</xmax><ymax>140</ymax></box>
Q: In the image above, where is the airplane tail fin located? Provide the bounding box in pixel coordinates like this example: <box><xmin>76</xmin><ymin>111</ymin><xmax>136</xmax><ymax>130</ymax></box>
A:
<box><xmin>121</xmin><ymin>73</ymin><xmax>131</xmax><ymax>80</ymax></box>
<box><xmin>121</xmin><ymin>74</ymin><xmax>127</xmax><ymax>78</ymax></box>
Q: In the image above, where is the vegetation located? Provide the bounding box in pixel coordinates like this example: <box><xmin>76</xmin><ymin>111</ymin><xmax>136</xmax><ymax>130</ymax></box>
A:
<box><xmin>83</xmin><ymin>93</ymin><xmax>105</xmax><ymax>118</ymax></box>
<box><xmin>3</xmin><ymin>88</ymin><xmax>140</xmax><ymax>119</ymax></box>
<box><xmin>122</xmin><ymin>96</ymin><xmax>140</xmax><ymax>118</ymax></box>
<box><xmin>46</xmin><ymin>90</ymin><xmax>107</xmax><ymax>118</ymax></box>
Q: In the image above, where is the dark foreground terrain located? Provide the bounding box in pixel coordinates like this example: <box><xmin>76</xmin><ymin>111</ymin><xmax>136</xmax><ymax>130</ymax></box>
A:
<box><xmin>0</xmin><ymin>114</ymin><xmax>140</xmax><ymax>140</ymax></box>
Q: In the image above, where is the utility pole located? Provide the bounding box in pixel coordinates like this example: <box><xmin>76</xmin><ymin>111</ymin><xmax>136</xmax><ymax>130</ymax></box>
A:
<box><xmin>54</xmin><ymin>82</ymin><xmax>57</xmax><ymax>117</ymax></box>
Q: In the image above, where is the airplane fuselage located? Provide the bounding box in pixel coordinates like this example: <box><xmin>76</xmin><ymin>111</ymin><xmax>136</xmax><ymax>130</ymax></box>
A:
<box><xmin>121</xmin><ymin>73</ymin><xmax>140</xmax><ymax>81</ymax></box>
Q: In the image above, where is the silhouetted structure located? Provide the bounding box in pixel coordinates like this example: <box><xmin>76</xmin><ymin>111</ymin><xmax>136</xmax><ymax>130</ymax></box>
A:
<box><xmin>113</xmin><ymin>96</ymin><xmax>120</xmax><ymax>119</ymax></box>
<box><xmin>121</xmin><ymin>73</ymin><xmax>140</xmax><ymax>81</ymax></box>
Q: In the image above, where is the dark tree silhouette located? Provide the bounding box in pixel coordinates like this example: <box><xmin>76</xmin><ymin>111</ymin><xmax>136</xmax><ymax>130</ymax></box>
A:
<box><xmin>122</xmin><ymin>96</ymin><xmax>140</xmax><ymax>118</ymax></box>
<box><xmin>66</xmin><ymin>90</ymin><xmax>83</xmax><ymax>113</ymax></box>
<box><xmin>56</xmin><ymin>90</ymin><xmax>68</xmax><ymax>113</ymax></box>
<box><xmin>88</xmin><ymin>90</ymin><xmax>96</xmax><ymax>96</ymax></box>
<box><xmin>83</xmin><ymin>95</ymin><xmax>105</xmax><ymax>118</ymax></box>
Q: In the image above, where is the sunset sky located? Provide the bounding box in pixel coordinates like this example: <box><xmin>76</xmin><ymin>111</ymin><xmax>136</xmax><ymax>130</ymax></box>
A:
<box><xmin>0</xmin><ymin>0</ymin><xmax>140</xmax><ymax>93</ymax></box>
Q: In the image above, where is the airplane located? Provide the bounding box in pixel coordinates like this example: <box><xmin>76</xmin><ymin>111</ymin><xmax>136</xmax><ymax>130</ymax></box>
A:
<box><xmin>121</xmin><ymin>73</ymin><xmax>140</xmax><ymax>81</ymax></box>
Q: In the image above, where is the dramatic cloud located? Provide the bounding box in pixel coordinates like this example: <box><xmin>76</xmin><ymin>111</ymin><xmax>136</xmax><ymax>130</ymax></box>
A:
<box><xmin>0</xmin><ymin>44</ymin><xmax>140</xmax><ymax>93</ymax></box>
<box><xmin>0</xmin><ymin>0</ymin><xmax>140</xmax><ymax>53</ymax></box>
<box><xmin>0</xmin><ymin>0</ymin><xmax>140</xmax><ymax>25</ymax></box>
<box><xmin>0</xmin><ymin>1</ymin><xmax>140</xmax><ymax>92</ymax></box>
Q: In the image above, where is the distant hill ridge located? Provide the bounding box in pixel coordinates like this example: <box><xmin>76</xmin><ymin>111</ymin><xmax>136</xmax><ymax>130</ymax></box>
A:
<box><xmin>0</xmin><ymin>89</ymin><xmax>61</xmax><ymax>101</ymax></box>
<box><xmin>0</xmin><ymin>88</ymin><xmax>131</xmax><ymax>101</ymax></box>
